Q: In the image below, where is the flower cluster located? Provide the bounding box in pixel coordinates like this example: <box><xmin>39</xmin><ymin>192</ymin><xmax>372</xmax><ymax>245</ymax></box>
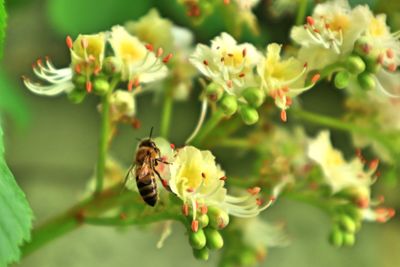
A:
<box><xmin>190</xmin><ymin>32</ymin><xmax>320</xmax><ymax>123</ymax></box>
<box><xmin>291</xmin><ymin>0</ymin><xmax>400</xmax><ymax>97</ymax></box>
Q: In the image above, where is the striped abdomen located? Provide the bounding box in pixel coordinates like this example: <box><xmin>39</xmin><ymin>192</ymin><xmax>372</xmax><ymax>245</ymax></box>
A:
<box><xmin>136</xmin><ymin>173</ymin><xmax>158</xmax><ymax>207</ymax></box>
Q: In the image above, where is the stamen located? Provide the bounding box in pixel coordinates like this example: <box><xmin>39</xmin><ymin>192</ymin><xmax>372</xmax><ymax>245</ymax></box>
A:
<box><xmin>201</xmin><ymin>172</ymin><xmax>206</xmax><ymax>179</ymax></box>
<box><xmin>191</xmin><ymin>220</ymin><xmax>199</xmax><ymax>232</ymax></box>
<box><xmin>203</xmin><ymin>59</ymin><xmax>209</xmax><ymax>66</ymax></box>
<box><xmin>81</xmin><ymin>38</ymin><xmax>88</xmax><ymax>49</ymax></box>
<box><xmin>306</xmin><ymin>16</ymin><xmax>315</xmax><ymax>26</ymax></box>
<box><xmin>369</xmin><ymin>159</ymin><xmax>379</xmax><ymax>171</ymax></box>
<box><xmin>170</xmin><ymin>143</ymin><xmax>175</xmax><ymax>149</ymax></box>
<box><xmin>200</xmin><ymin>205</ymin><xmax>208</xmax><ymax>214</ymax></box>
<box><xmin>75</xmin><ymin>64</ymin><xmax>82</xmax><ymax>74</ymax></box>
<box><xmin>280</xmin><ymin>110</ymin><xmax>287</xmax><ymax>122</ymax></box>
<box><xmin>356</xmin><ymin>197</ymin><xmax>369</xmax><ymax>209</ymax></box>
<box><xmin>247</xmin><ymin>187</ymin><xmax>261</xmax><ymax>195</ymax></box>
<box><xmin>162</xmin><ymin>53</ymin><xmax>173</xmax><ymax>63</ymax></box>
<box><xmin>86</xmin><ymin>81</ymin><xmax>92</xmax><ymax>93</ymax></box>
<box><xmin>242</xmin><ymin>48</ymin><xmax>247</xmax><ymax>58</ymax></box>
<box><xmin>66</xmin><ymin>36</ymin><xmax>73</xmax><ymax>49</ymax></box>
<box><xmin>156</xmin><ymin>47</ymin><xmax>164</xmax><ymax>57</ymax></box>
<box><xmin>386</xmin><ymin>48</ymin><xmax>394</xmax><ymax>59</ymax></box>
<box><xmin>145</xmin><ymin>44</ymin><xmax>154</xmax><ymax>51</ymax></box>
<box><xmin>311</xmin><ymin>73</ymin><xmax>321</xmax><ymax>84</ymax></box>
<box><xmin>182</xmin><ymin>204</ymin><xmax>189</xmax><ymax>216</ymax></box>
<box><xmin>219</xmin><ymin>176</ymin><xmax>227</xmax><ymax>181</ymax></box>
<box><xmin>388</xmin><ymin>63</ymin><xmax>397</xmax><ymax>72</ymax></box>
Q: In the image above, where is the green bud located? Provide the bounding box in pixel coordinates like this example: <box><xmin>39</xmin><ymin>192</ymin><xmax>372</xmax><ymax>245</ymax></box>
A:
<box><xmin>354</xmin><ymin>37</ymin><xmax>371</xmax><ymax>56</ymax></box>
<box><xmin>198</xmin><ymin>214</ymin><xmax>209</xmax><ymax>229</ymax></box>
<box><xmin>342</xmin><ymin>233</ymin><xmax>356</xmax><ymax>247</ymax></box>
<box><xmin>329</xmin><ymin>227</ymin><xmax>343</xmax><ymax>248</ymax></box>
<box><xmin>364</xmin><ymin>55</ymin><xmax>381</xmax><ymax>73</ymax></box>
<box><xmin>239</xmin><ymin>105</ymin><xmax>259</xmax><ymax>125</ymax></box>
<box><xmin>338</xmin><ymin>214</ymin><xmax>356</xmax><ymax>233</ymax></box>
<box><xmin>67</xmin><ymin>89</ymin><xmax>86</xmax><ymax>104</ymax></box>
<box><xmin>345</xmin><ymin>56</ymin><xmax>366</xmax><ymax>75</ymax></box>
<box><xmin>208</xmin><ymin>207</ymin><xmax>230</xmax><ymax>229</ymax></box>
<box><xmin>239</xmin><ymin>248</ymin><xmax>258</xmax><ymax>266</ymax></box>
<box><xmin>93</xmin><ymin>78</ymin><xmax>110</xmax><ymax>95</ymax></box>
<box><xmin>219</xmin><ymin>94</ymin><xmax>238</xmax><ymax>116</ymax></box>
<box><xmin>334</xmin><ymin>71</ymin><xmax>350</xmax><ymax>89</ymax></box>
<box><xmin>189</xmin><ymin>229</ymin><xmax>206</xmax><ymax>249</ymax></box>
<box><xmin>343</xmin><ymin>205</ymin><xmax>362</xmax><ymax>221</ymax></box>
<box><xmin>103</xmin><ymin>56</ymin><xmax>122</xmax><ymax>74</ymax></box>
<box><xmin>242</xmin><ymin>87</ymin><xmax>265</xmax><ymax>108</ymax></box>
<box><xmin>357</xmin><ymin>72</ymin><xmax>376</xmax><ymax>91</ymax></box>
<box><xmin>72</xmin><ymin>75</ymin><xmax>86</xmax><ymax>90</ymax></box>
<box><xmin>204</xmin><ymin>227</ymin><xmax>224</xmax><ymax>250</ymax></box>
<box><xmin>206</xmin><ymin>82</ymin><xmax>224</xmax><ymax>102</ymax></box>
<box><xmin>193</xmin><ymin>247</ymin><xmax>209</xmax><ymax>261</ymax></box>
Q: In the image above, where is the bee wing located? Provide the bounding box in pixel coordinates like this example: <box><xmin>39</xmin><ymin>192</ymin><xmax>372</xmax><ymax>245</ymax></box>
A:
<box><xmin>120</xmin><ymin>164</ymin><xmax>135</xmax><ymax>193</ymax></box>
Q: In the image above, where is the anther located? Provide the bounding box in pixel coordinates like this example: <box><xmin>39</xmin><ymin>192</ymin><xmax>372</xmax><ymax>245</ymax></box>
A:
<box><xmin>369</xmin><ymin>159</ymin><xmax>379</xmax><ymax>171</ymax></box>
<box><xmin>75</xmin><ymin>64</ymin><xmax>82</xmax><ymax>74</ymax></box>
<box><xmin>227</xmin><ymin>80</ymin><xmax>233</xmax><ymax>88</ymax></box>
<box><xmin>306</xmin><ymin>16</ymin><xmax>315</xmax><ymax>26</ymax></box>
<box><xmin>191</xmin><ymin>220</ymin><xmax>199</xmax><ymax>232</ymax></box>
<box><xmin>247</xmin><ymin>186</ymin><xmax>261</xmax><ymax>195</ymax></box>
<box><xmin>182</xmin><ymin>204</ymin><xmax>189</xmax><ymax>216</ymax></box>
<box><xmin>280</xmin><ymin>110</ymin><xmax>287</xmax><ymax>122</ymax></box>
<box><xmin>94</xmin><ymin>66</ymin><xmax>101</xmax><ymax>75</ymax></box>
<box><xmin>156</xmin><ymin>47</ymin><xmax>164</xmax><ymax>57</ymax></box>
<box><xmin>242</xmin><ymin>48</ymin><xmax>247</xmax><ymax>57</ymax></box>
<box><xmin>201</xmin><ymin>172</ymin><xmax>206</xmax><ymax>179</ymax></box>
<box><xmin>256</xmin><ymin>198</ymin><xmax>263</xmax><ymax>206</ymax></box>
<box><xmin>187</xmin><ymin>188</ymin><xmax>194</xmax><ymax>193</ymax></box>
<box><xmin>170</xmin><ymin>143</ymin><xmax>175</xmax><ymax>149</ymax></box>
<box><xmin>239</xmin><ymin>73</ymin><xmax>245</xmax><ymax>78</ymax></box>
<box><xmin>203</xmin><ymin>59</ymin><xmax>209</xmax><ymax>66</ymax></box>
<box><xmin>86</xmin><ymin>81</ymin><xmax>92</xmax><ymax>93</ymax></box>
<box><xmin>311</xmin><ymin>73</ymin><xmax>321</xmax><ymax>84</ymax></box>
<box><xmin>356</xmin><ymin>197</ymin><xmax>369</xmax><ymax>209</ymax></box>
<box><xmin>219</xmin><ymin>176</ymin><xmax>227</xmax><ymax>181</ymax></box>
<box><xmin>388</xmin><ymin>63</ymin><xmax>397</xmax><ymax>72</ymax></box>
<box><xmin>162</xmin><ymin>53</ymin><xmax>173</xmax><ymax>63</ymax></box>
<box><xmin>386</xmin><ymin>48</ymin><xmax>394</xmax><ymax>59</ymax></box>
<box><xmin>66</xmin><ymin>35</ymin><xmax>73</xmax><ymax>49</ymax></box>
<box><xmin>200</xmin><ymin>205</ymin><xmax>208</xmax><ymax>214</ymax></box>
<box><xmin>81</xmin><ymin>38</ymin><xmax>88</xmax><ymax>49</ymax></box>
<box><xmin>145</xmin><ymin>44</ymin><xmax>154</xmax><ymax>51</ymax></box>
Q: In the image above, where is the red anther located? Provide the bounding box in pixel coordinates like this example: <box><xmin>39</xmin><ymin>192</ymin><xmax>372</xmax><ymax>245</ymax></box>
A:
<box><xmin>75</xmin><ymin>64</ymin><xmax>82</xmax><ymax>74</ymax></box>
<box><xmin>306</xmin><ymin>16</ymin><xmax>315</xmax><ymax>26</ymax></box>
<box><xmin>134</xmin><ymin>77</ymin><xmax>140</xmax><ymax>87</ymax></box>
<box><xmin>145</xmin><ymin>44</ymin><xmax>154</xmax><ymax>51</ymax></box>
<box><xmin>269</xmin><ymin>196</ymin><xmax>276</xmax><ymax>202</ymax></box>
<box><xmin>201</xmin><ymin>172</ymin><xmax>206</xmax><ymax>179</ymax></box>
<box><xmin>161</xmin><ymin>179</ymin><xmax>169</xmax><ymax>188</ymax></box>
<box><xmin>325</xmin><ymin>23</ymin><xmax>330</xmax><ymax>29</ymax></box>
<box><xmin>66</xmin><ymin>35</ymin><xmax>73</xmax><ymax>49</ymax></box>
<box><xmin>203</xmin><ymin>59</ymin><xmax>209</xmax><ymax>66</ymax></box>
<box><xmin>388</xmin><ymin>63</ymin><xmax>397</xmax><ymax>72</ymax></box>
<box><xmin>119</xmin><ymin>212</ymin><xmax>127</xmax><ymax>220</ymax></box>
<box><xmin>36</xmin><ymin>58</ymin><xmax>43</xmax><ymax>66</ymax></box>
<box><xmin>132</xmin><ymin>119</ymin><xmax>141</xmax><ymax>129</ymax></box>
<box><xmin>156</xmin><ymin>47</ymin><xmax>164</xmax><ymax>57</ymax></box>
<box><xmin>182</xmin><ymin>204</ymin><xmax>189</xmax><ymax>216</ymax></box>
<box><xmin>282</xmin><ymin>86</ymin><xmax>289</xmax><ymax>93</ymax></box>
<box><xmin>280</xmin><ymin>110</ymin><xmax>287</xmax><ymax>122</ymax></box>
<box><xmin>355</xmin><ymin>148</ymin><xmax>362</xmax><ymax>158</ymax></box>
<box><xmin>377</xmin><ymin>53</ymin><xmax>385</xmax><ymax>65</ymax></box>
<box><xmin>362</xmin><ymin>44</ymin><xmax>371</xmax><ymax>54</ymax></box>
<box><xmin>378</xmin><ymin>195</ymin><xmax>385</xmax><ymax>203</ymax></box>
<box><xmin>217</xmin><ymin>218</ymin><xmax>226</xmax><ymax>229</ymax></box>
<box><xmin>223</xmin><ymin>0</ymin><xmax>230</xmax><ymax>4</ymax></box>
<box><xmin>94</xmin><ymin>66</ymin><xmax>101</xmax><ymax>75</ymax></box>
<box><xmin>313</xmin><ymin>29</ymin><xmax>320</xmax><ymax>34</ymax></box>
<box><xmin>187</xmin><ymin>188</ymin><xmax>194</xmax><ymax>193</ymax></box>
<box><xmin>369</xmin><ymin>159</ymin><xmax>379</xmax><ymax>170</ymax></box>
<box><xmin>286</xmin><ymin>96</ymin><xmax>293</xmax><ymax>106</ymax></box>
<box><xmin>86</xmin><ymin>81</ymin><xmax>92</xmax><ymax>93</ymax></box>
<box><xmin>81</xmin><ymin>38</ymin><xmax>88</xmax><ymax>49</ymax></box>
<box><xmin>247</xmin><ymin>187</ymin><xmax>261</xmax><ymax>195</ymax></box>
<box><xmin>277</xmin><ymin>89</ymin><xmax>284</xmax><ymax>99</ymax></box>
<box><xmin>386</xmin><ymin>48</ymin><xmax>394</xmax><ymax>59</ymax></box>
<box><xmin>162</xmin><ymin>53</ymin><xmax>173</xmax><ymax>63</ymax></box>
<box><xmin>303</xmin><ymin>62</ymin><xmax>308</xmax><ymax>68</ymax></box>
<box><xmin>200</xmin><ymin>205</ymin><xmax>208</xmax><ymax>214</ymax></box>
<box><xmin>170</xmin><ymin>143</ymin><xmax>175</xmax><ymax>149</ymax></box>
<box><xmin>239</xmin><ymin>73</ymin><xmax>245</xmax><ymax>78</ymax></box>
<box><xmin>376</xmin><ymin>216</ymin><xmax>386</xmax><ymax>223</ymax></box>
<box><xmin>256</xmin><ymin>198</ymin><xmax>263</xmax><ymax>206</ymax></box>
<box><xmin>219</xmin><ymin>176</ymin><xmax>227</xmax><ymax>181</ymax></box>
<box><xmin>191</xmin><ymin>220</ymin><xmax>199</xmax><ymax>232</ymax></box>
<box><xmin>242</xmin><ymin>48</ymin><xmax>247</xmax><ymax>57</ymax></box>
<box><xmin>356</xmin><ymin>197</ymin><xmax>369</xmax><ymax>209</ymax></box>
<box><xmin>128</xmin><ymin>80</ymin><xmax>134</xmax><ymax>91</ymax></box>
<box><xmin>388</xmin><ymin>208</ymin><xmax>396</xmax><ymax>218</ymax></box>
<box><xmin>311</xmin><ymin>73</ymin><xmax>321</xmax><ymax>83</ymax></box>
<box><xmin>227</xmin><ymin>80</ymin><xmax>233</xmax><ymax>88</ymax></box>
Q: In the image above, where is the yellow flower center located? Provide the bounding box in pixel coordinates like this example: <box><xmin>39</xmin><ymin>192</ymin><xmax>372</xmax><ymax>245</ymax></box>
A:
<box><xmin>369</xmin><ymin>17</ymin><xmax>387</xmax><ymax>37</ymax></box>
<box><xmin>221</xmin><ymin>51</ymin><xmax>244</xmax><ymax>68</ymax></box>
<box><xmin>119</xmin><ymin>41</ymin><xmax>146</xmax><ymax>62</ymax></box>
<box><xmin>329</xmin><ymin>14</ymin><xmax>350</xmax><ymax>32</ymax></box>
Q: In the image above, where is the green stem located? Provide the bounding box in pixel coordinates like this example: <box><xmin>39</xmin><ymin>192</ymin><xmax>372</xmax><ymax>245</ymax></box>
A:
<box><xmin>295</xmin><ymin>0</ymin><xmax>308</xmax><ymax>25</ymax></box>
<box><xmin>160</xmin><ymin>87</ymin><xmax>173</xmax><ymax>138</ymax></box>
<box><xmin>190</xmin><ymin>110</ymin><xmax>225</xmax><ymax>147</ymax></box>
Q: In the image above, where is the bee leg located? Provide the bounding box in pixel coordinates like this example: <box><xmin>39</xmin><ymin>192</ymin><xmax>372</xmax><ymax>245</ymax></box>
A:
<box><xmin>155</xmin><ymin>158</ymin><xmax>171</xmax><ymax>165</ymax></box>
<box><xmin>120</xmin><ymin>165</ymin><xmax>134</xmax><ymax>194</ymax></box>
<box><xmin>154</xmin><ymin>169</ymin><xmax>172</xmax><ymax>192</ymax></box>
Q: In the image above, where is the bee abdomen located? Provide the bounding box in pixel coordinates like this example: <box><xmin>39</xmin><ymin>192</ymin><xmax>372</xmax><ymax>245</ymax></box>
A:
<box><xmin>136</xmin><ymin>176</ymin><xmax>158</xmax><ymax>207</ymax></box>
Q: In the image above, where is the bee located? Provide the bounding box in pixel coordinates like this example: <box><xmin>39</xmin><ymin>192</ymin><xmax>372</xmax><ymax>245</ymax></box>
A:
<box><xmin>123</xmin><ymin>128</ymin><xmax>169</xmax><ymax>207</ymax></box>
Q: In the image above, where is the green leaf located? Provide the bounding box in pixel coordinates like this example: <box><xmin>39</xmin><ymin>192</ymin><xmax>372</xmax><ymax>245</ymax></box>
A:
<box><xmin>47</xmin><ymin>0</ymin><xmax>154</xmax><ymax>36</ymax></box>
<box><xmin>0</xmin><ymin>124</ymin><xmax>33</xmax><ymax>266</ymax></box>
<box><xmin>0</xmin><ymin>68</ymin><xmax>29</xmax><ymax>128</ymax></box>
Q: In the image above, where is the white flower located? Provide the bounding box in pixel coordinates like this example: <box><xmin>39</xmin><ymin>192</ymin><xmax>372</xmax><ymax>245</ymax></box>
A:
<box><xmin>166</xmin><ymin>145</ymin><xmax>275</xmax><ymax>230</ymax></box>
<box><xmin>109</xmin><ymin>26</ymin><xmax>169</xmax><ymax>89</ymax></box>
<box><xmin>189</xmin><ymin>32</ymin><xmax>261</xmax><ymax>95</ymax></box>
<box><xmin>290</xmin><ymin>0</ymin><xmax>370</xmax><ymax>70</ymax></box>
<box><xmin>109</xmin><ymin>90</ymin><xmax>136</xmax><ymax>121</ymax></box>
<box><xmin>257</xmin><ymin>43</ymin><xmax>317</xmax><ymax>121</ymax></box>
<box><xmin>308</xmin><ymin>131</ymin><xmax>375</xmax><ymax>193</ymax></box>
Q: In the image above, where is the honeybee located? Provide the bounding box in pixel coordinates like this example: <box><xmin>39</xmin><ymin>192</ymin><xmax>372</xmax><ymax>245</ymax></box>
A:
<box><xmin>123</xmin><ymin>128</ymin><xmax>168</xmax><ymax>207</ymax></box>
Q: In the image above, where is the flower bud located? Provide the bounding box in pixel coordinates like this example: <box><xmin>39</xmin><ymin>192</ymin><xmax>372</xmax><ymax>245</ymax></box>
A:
<box><xmin>364</xmin><ymin>55</ymin><xmax>381</xmax><ymax>73</ymax></box>
<box><xmin>329</xmin><ymin>227</ymin><xmax>343</xmax><ymax>248</ymax></box>
<box><xmin>239</xmin><ymin>105</ymin><xmax>259</xmax><ymax>125</ymax></box>
<box><xmin>192</xmin><ymin>247</ymin><xmax>209</xmax><ymax>261</ymax></box>
<box><xmin>239</xmin><ymin>248</ymin><xmax>258</xmax><ymax>266</ymax></box>
<box><xmin>206</xmin><ymin>82</ymin><xmax>224</xmax><ymax>102</ymax></box>
<box><xmin>357</xmin><ymin>72</ymin><xmax>376</xmax><ymax>91</ymax></box>
<box><xmin>67</xmin><ymin>89</ymin><xmax>86</xmax><ymax>104</ymax></box>
<box><xmin>334</xmin><ymin>71</ymin><xmax>350</xmax><ymax>89</ymax></box>
<box><xmin>208</xmin><ymin>207</ymin><xmax>230</xmax><ymax>229</ymax></box>
<box><xmin>242</xmin><ymin>87</ymin><xmax>264</xmax><ymax>108</ymax></box>
<box><xmin>198</xmin><ymin>214</ymin><xmax>209</xmax><ymax>228</ymax></box>
<box><xmin>354</xmin><ymin>37</ymin><xmax>372</xmax><ymax>56</ymax></box>
<box><xmin>338</xmin><ymin>214</ymin><xmax>356</xmax><ymax>233</ymax></box>
<box><xmin>345</xmin><ymin>55</ymin><xmax>366</xmax><ymax>75</ymax></box>
<box><xmin>72</xmin><ymin>75</ymin><xmax>87</xmax><ymax>90</ymax></box>
<box><xmin>204</xmin><ymin>227</ymin><xmax>224</xmax><ymax>250</ymax></box>
<box><xmin>219</xmin><ymin>94</ymin><xmax>238</xmax><ymax>116</ymax></box>
<box><xmin>93</xmin><ymin>78</ymin><xmax>110</xmax><ymax>95</ymax></box>
<box><xmin>189</xmin><ymin>228</ymin><xmax>207</xmax><ymax>249</ymax></box>
<box><xmin>342</xmin><ymin>233</ymin><xmax>356</xmax><ymax>247</ymax></box>
<box><xmin>103</xmin><ymin>56</ymin><xmax>122</xmax><ymax>74</ymax></box>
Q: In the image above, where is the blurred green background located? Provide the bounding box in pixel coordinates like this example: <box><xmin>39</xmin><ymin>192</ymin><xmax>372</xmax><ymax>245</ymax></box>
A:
<box><xmin>2</xmin><ymin>0</ymin><xmax>400</xmax><ymax>266</ymax></box>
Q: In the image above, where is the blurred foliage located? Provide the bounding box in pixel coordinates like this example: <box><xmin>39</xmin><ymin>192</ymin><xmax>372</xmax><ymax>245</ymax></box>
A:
<box><xmin>0</xmin><ymin>0</ymin><xmax>5</xmax><ymax>58</ymax></box>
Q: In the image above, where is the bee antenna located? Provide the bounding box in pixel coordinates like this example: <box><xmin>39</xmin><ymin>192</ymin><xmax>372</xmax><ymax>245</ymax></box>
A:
<box><xmin>149</xmin><ymin>126</ymin><xmax>154</xmax><ymax>140</ymax></box>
